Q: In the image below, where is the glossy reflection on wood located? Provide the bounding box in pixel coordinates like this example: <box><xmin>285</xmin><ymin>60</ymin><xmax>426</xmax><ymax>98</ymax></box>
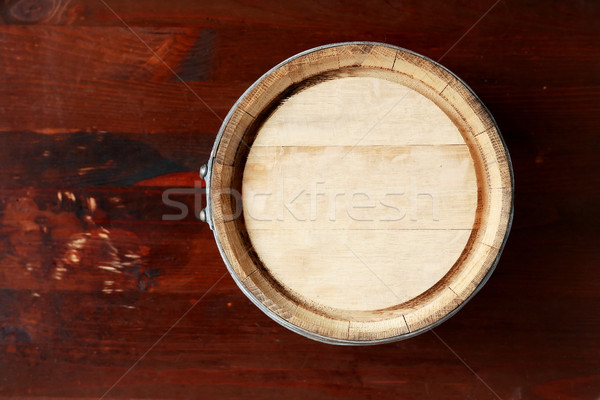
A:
<box><xmin>0</xmin><ymin>0</ymin><xmax>599</xmax><ymax>398</ymax></box>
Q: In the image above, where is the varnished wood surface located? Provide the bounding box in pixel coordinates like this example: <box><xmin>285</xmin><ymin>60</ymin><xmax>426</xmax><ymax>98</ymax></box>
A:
<box><xmin>0</xmin><ymin>0</ymin><xmax>598</xmax><ymax>398</ymax></box>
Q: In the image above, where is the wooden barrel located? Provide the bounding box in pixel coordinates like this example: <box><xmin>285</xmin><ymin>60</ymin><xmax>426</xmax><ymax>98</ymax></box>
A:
<box><xmin>204</xmin><ymin>42</ymin><xmax>513</xmax><ymax>344</ymax></box>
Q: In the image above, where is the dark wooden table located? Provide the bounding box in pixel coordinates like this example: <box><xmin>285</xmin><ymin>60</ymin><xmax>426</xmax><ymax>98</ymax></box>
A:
<box><xmin>0</xmin><ymin>0</ymin><xmax>598</xmax><ymax>399</ymax></box>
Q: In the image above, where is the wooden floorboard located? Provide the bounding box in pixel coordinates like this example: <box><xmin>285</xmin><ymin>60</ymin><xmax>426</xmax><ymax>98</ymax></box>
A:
<box><xmin>0</xmin><ymin>0</ymin><xmax>598</xmax><ymax>398</ymax></box>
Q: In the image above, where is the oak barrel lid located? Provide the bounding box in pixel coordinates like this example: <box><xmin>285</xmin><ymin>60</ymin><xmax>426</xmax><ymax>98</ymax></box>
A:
<box><xmin>208</xmin><ymin>42</ymin><xmax>513</xmax><ymax>344</ymax></box>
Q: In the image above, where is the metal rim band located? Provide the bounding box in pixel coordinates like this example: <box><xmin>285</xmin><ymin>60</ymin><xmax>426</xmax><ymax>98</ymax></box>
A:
<box><xmin>205</xmin><ymin>42</ymin><xmax>514</xmax><ymax>345</ymax></box>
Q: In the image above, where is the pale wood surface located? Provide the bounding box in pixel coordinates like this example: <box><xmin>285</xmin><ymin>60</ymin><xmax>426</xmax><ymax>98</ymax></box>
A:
<box><xmin>243</xmin><ymin>77</ymin><xmax>477</xmax><ymax>310</ymax></box>
<box><xmin>211</xmin><ymin>43</ymin><xmax>512</xmax><ymax>342</ymax></box>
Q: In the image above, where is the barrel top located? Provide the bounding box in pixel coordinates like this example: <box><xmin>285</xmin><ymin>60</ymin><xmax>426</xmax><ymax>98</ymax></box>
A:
<box><xmin>210</xmin><ymin>42</ymin><xmax>513</xmax><ymax>344</ymax></box>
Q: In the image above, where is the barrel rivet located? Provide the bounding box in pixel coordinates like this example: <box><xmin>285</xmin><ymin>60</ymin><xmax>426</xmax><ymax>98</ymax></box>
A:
<box><xmin>199</xmin><ymin>164</ymin><xmax>208</xmax><ymax>179</ymax></box>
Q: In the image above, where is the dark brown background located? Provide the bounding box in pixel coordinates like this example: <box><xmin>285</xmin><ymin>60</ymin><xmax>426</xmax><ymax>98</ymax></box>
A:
<box><xmin>0</xmin><ymin>0</ymin><xmax>598</xmax><ymax>399</ymax></box>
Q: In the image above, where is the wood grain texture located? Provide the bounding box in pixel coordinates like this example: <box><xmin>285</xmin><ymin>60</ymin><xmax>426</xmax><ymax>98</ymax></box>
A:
<box><xmin>212</xmin><ymin>43</ymin><xmax>510</xmax><ymax>342</ymax></box>
<box><xmin>0</xmin><ymin>0</ymin><xmax>599</xmax><ymax>398</ymax></box>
